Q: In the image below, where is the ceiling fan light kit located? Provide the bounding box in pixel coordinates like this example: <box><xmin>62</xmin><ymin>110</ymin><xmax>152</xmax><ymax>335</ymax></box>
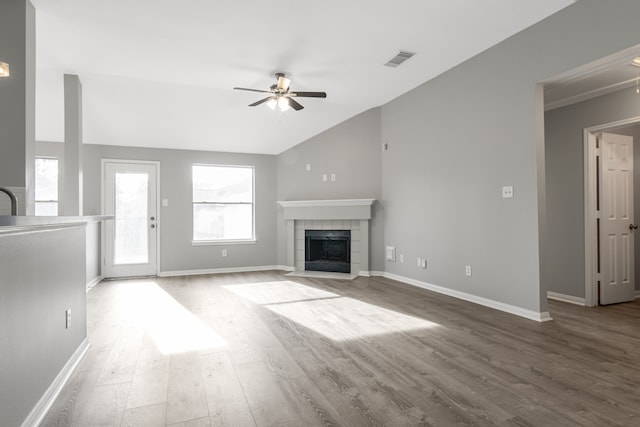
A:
<box><xmin>234</xmin><ymin>72</ymin><xmax>326</xmax><ymax>112</ymax></box>
<box><xmin>0</xmin><ymin>62</ymin><xmax>10</xmax><ymax>77</ymax></box>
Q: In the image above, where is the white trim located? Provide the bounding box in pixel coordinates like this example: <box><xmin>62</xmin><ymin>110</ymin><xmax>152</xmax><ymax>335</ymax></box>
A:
<box><xmin>635</xmin><ymin>290</ymin><xmax>640</xmax><ymax>299</ymax></box>
<box><xmin>278</xmin><ymin>199</ymin><xmax>375</xmax><ymax>208</ymax></box>
<box><xmin>382</xmin><ymin>272</ymin><xmax>553</xmax><ymax>322</ymax></box>
<box><xmin>547</xmin><ymin>291</ymin><xmax>586</xmax><ymax>306</ymax></box>
<box><xmin>158</xmin><ymin>265</ymin><xmax>289</xmax><ymax>277</ymax></box>
<box><xmin>86</xmin><ymin>275</ymin><xmax>103</xmax><ymax>291</ymax></box>
<box><xmin>358</xmin><ymin>271</ymin><xmax>371</xmax><ymax>277</ymax></box>
<box><xmin>21</xmin><ymin>338</ymin><xmax>90</xmax><ymax>427</ymax></box>
<box><xmin>192</xmin><ymin>239</ymin><xmax>256</xmax><ymax>246</ymax></box>
<box><xmin>584</xmin><ymin>116</ymin><xmax>640</xmax><ymax>307</ymax></box>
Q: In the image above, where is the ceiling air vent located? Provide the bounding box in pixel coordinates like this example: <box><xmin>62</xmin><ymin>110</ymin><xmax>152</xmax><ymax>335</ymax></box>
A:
<box><xmin>384</xmin><ymin>51</ymin><xmax>416</xmax><ymax>68</ymax></box>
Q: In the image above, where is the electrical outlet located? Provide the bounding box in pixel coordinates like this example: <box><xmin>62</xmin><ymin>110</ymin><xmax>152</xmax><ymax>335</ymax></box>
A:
<box><xmin>502</xmin><ymin>186</ymin><xmax>514</xmax><ymax>198</ymax></box>
<box><xmin>465</xmin><ymin>265</ymin><xmax>472</xmax><ymax>277</ymax></box>
<box><xmin>322</xmin><ymin>174</ymin><xmax>327</xmax><ymax>182</ymax></box>
<box><xmin>417</xmin><ymin>257</ymin><xmax>422</xmax><ymax>267</ymax></box>
<box><xmin>331</xmin><ymin>173</ymin><xmax>336</xmax><ymax>182</ymax></box>
<box><xmin>399</xmin><ymin>254</ymin><xmax>404</xmax><ymax>263</ymax></box>
<box><xmin>421</xmin><ymin>259</ymin><xmax>427</xmax><ymax>269</ymax></box>
<box><xmin>65</xmin><ymin>308</ymin><xmax>71</xmax><ymax>329</ymax></box>
<box><xmin>222</xmin><ymin>249</ymin><xmax>227</xmax><ymax>257</ymax></box>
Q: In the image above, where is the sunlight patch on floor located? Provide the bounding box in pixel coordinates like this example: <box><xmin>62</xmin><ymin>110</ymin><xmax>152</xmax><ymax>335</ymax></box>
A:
<box><xmin>223</xmin><ymin>281</ymin><xmax>440</xmax><ymax>341</ymax></box>
<box><xmin>222</xmin><ymin>280</ymin><xmax>340</xmax><ymax>305</ymax></box>
<box><xmin>119</xmin><ymin>281</ymin><xmax>227</xmax><ymax>355</ymax></box>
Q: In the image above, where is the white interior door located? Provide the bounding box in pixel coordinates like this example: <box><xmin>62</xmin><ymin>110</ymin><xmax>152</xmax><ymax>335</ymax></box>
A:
<box><xmin>104</xmin><ymin>161</ymin><xmax>158</xmax><ymax>278</ymax></box>
<box><xmin>599</xmin><ymin>132</ymin><xmax>635</xmax><ymax>305</ymax></box>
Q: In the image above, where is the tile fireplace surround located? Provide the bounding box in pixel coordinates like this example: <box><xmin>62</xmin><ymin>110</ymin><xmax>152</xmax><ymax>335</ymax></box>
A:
<box><xmin>278</xmin><ymin>199</ymin><xmax>376</xmax><ymax>276</ymax></box>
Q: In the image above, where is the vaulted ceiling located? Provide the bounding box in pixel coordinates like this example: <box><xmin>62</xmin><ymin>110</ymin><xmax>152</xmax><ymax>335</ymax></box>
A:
<box><xmin>32</xmin><ymin>0</ymin><xmax>575</xmax><ymax>154</ymax></box>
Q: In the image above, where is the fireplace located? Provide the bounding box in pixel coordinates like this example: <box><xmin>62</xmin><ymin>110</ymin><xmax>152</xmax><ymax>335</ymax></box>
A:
<box><xmin>305</xmin><ymin>230</ymin><xmax>351</xmax><ymax>273</ymax></box>
<box><xmin>278</xmin><ymin>199</ymin><xmax>375</xmax><ymax>276</ymax></box>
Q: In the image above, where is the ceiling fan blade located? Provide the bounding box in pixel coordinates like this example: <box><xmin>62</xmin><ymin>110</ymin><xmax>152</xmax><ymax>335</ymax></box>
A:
<box><xmin>287</xmin><ymin>98</ymin><xmax>304</xmax><ymax>111</ymax></box>
<box><xmin>289</xmin><ymin>91</ymin><xmax>327</xmax><ymax>98</ymax></box>
<box><xmin>249</xmin><ymin>97</ymin><xmax>274</xmax><ymax>107</ymax></box>
<box><xmin>234</xmin><ymin>87</ymin><xmax>272</xmax><ymax>94</ymax></box>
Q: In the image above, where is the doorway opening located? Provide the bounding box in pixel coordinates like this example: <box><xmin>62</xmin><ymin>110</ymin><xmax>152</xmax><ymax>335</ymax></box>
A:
<box><xmin>584</xmin><ymin>121</ymin><xmax>640</xmax><ymax>306</ymax></box>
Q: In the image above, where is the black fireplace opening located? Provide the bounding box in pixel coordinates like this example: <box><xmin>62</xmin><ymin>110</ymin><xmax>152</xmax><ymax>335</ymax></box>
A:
<box><xmin>305</xmin><ymin>229</ymin><xmax>351</xmax><ymax>273</ymax></box>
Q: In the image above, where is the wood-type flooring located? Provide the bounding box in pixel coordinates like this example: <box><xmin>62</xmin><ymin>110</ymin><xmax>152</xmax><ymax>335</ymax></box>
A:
<box><xmin>41</xmin><ymin>271</ymin><xmax>640</xmax><ymax>426</ymax></box>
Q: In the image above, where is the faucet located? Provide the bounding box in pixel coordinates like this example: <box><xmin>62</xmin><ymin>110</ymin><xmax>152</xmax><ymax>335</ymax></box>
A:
<box><xmin>0</xmin><ymin>187</ymin><xmax>18</xmax><ymax>216</ymax></box>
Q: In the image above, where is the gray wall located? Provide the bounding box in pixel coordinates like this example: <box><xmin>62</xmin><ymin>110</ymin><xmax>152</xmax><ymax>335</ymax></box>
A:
<box><xmin>377</xmin><ymin>0</ymin><xmax>640</xmax><ymax>314</ymax></box>
<box><xmin>545</xmin><ymin>87</ymin><xmax>640</xmax><ymax>298</ymax></box>
<box><xmin>83</xmin><ymin>144</ymin><xmax>278</xmax><ymax>273</ymax></box>
<box><xmin>0</xmin><ymin>224</ymin><xmax>86</xmax><ymax>427</ymax></box>
<box><xmin>0</xmin><ymin>0</ymin><xmax>35</xmax><ymax>198</ymax></box>
<box><xmin>276</xmin><ymin>108</ymin><xmax>384</xmax><ymax>271</ymax></box>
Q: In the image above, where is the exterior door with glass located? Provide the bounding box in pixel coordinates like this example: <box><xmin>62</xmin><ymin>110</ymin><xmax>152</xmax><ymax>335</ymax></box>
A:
<box><xmin>104</xmin><ymin>161</ymin><xmax>158</xmax><ymax>278</ymax></box>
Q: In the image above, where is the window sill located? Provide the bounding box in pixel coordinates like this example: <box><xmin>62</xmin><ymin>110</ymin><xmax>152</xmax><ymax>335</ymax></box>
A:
<box><xmin>192</xmin><ymin>239</ymin><xmax>257</xmax><ymax>246</ymax></box>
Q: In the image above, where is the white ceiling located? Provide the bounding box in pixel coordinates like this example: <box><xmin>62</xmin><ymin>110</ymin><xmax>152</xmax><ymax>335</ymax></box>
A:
<box><xmin>32</xmin><ymin>0</ymin><xmax>575</xmax><ymax>155</ymax></box>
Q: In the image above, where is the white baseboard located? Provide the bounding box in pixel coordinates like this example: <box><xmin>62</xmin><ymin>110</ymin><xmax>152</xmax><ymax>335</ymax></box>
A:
<box><xmin>547</xmin><ymin>291</ymin><xmax>586</xmax><ymax>306</ymax></box>
<box><xmin>21</xmin><ymin>338</ymin><xmax>90</xmax><ymax>427</ymax></box>
<box><xmin>358</xmin><ymin>271</ymin><xmax>371</xmax><ymax>277</ymax></box>
<box><xmin>382</xmin><ymin>272</ymin><xmax>552</xmax><ymax>322</ymax></box>
<box><xmin>86</xmin><ymin>275</ymin><xmax>104</xmax><ymax>291</ymax></box>
<box><xmin>158</xmin><ymin>265</ymin><xmax>289</xmax><ymax>277</ymax></box>
<box><xmin>636</xmin><ymin>290</ymin><xmax>640</xmax><ymax>299</ymax></box>
<box><xmin>369</xmin><ymin>270</ymin><xmax>385</xmax><ymax>277</ymax></box>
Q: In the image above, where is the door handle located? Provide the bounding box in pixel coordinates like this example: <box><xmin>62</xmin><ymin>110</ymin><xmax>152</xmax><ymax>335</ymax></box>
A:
<box><xmin>150</xmin><ymin>224</ymin><xmax>156</xmax><ymax>229</ymax></box>
<box><xmin>150</xmin><ymin>216</ymin><xmax>155</xmax><ymax>221</ymax></box>
<box><xmin>630</xmin><ymin>224</ymin><xmax>638</xmax><ymax>231</ymax></box>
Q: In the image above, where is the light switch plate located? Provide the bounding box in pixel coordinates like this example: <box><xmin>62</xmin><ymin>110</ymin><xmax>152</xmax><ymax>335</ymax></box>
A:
<box><xmin>386</xmin><ymin>246</ymin><xmax>396</xmax><ymax>261</ymax></box>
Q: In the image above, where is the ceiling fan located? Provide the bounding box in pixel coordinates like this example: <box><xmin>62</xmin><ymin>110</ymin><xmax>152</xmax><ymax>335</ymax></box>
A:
<box><xmin>233</xmin><ymin>73</ymin><xmax>327</xmax><ymax>111</ymax></box>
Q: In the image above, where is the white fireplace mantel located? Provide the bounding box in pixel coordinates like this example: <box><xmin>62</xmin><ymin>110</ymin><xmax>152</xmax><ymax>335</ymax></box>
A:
<box><xmin>278</xmin><ymin>199</ymin><xmax>376</xmax><ymax>276</ymax></box>
<box><xmin>278</xmin><ymin>198</ymin><xmax>375</xmax><ymax>221</ymax></box>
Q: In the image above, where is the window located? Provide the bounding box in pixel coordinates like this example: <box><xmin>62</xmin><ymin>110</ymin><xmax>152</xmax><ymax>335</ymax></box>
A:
<box><xmin>192</xmin><ymin>164</ymin><xmax>254</xmax><ymax>242</ymax></box>
<box><xmin>34</xmin><ymin>157</ymin><xmax>59</xmax><ymax>216</ymax></box>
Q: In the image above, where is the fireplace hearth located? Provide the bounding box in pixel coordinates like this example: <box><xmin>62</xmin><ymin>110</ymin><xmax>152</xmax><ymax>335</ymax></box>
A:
<box><xmin>305</xmin><ymin>230</ymin><xmax>351</xmax><ymax>273</ymax></box>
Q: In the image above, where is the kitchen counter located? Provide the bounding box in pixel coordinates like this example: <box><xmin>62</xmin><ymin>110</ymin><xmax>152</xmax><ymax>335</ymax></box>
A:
<box><xmin>0</xmin><ymin>215</ymin><xmax>112</xmax><ymax>227</ymax></box>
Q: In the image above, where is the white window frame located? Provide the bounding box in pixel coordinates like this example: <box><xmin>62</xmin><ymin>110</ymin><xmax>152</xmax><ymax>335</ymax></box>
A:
<box><xmin>191</xmin><ymin>163</ymin><xmax>256</xmax><ymax>245</ymax></box>
<box><xmin>34</xmin><ymin>156</ymin><xmax>59</xmax><ymax>216</ymax></box>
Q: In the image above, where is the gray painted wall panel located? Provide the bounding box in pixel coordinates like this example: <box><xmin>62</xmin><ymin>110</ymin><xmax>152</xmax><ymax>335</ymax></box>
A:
<box><xmin>0</xmin><ymin>225</ymin><xmax>86</xmax><ymax>427</ymax></box>
<box><xmin>83</xmin><ymin>144</ymin><xmax>278</xmax><ymax>272</ymax></box>
<box><xmin>379</xmin><ymin>0</ymin><xmax>640</xmax><ymax>313</ymax></box>
<box><xmin>0</xmin><ymin>0</ymin><xmax>34</xmax><ymax>188</ymax></box>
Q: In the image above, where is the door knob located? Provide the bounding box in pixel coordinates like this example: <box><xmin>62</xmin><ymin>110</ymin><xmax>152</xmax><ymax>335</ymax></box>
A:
<box><xmin>150</xmin><ymin>224</ymin><xmax>156</xmax><ymax>229</ymax></box>
<box><xmin>630</xmin><ymin>224</ymin><xmax>638</xmax><ymax>230</ymax></box>
<box><xmin>150</xmin><ymin>216</ymin><xmax>155</xmax><ymax>221</ymax></box>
